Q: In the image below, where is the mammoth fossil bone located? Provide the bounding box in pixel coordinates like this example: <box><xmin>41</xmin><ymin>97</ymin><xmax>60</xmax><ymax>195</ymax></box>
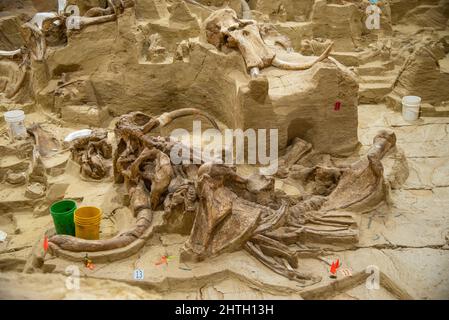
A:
<box><xmin>21</xmin><ymin>21</ymin><xmax>47</xmax><ymax>61</ymax></box>
<box><xmin>0</xmin><ymin>49</ymin><xmax>23</xmax><ymax>57</ymax></box>
<box><xmin>155</xmin><ymin>108</ymin><xmax>219</xmax><ymax>130</ymax></box>
<box><xmin>49</xmin><ymin>182</ymin><xmax>152</xmax><ymax>252</ymax></box>
<box><xmin>75</xmin><ymin>14</ymin><xmax>117</xmax><ymax>28</ymax></box>
<box><xmin>204</xmin><ymin>8</ymin><xmax>333</xmax><ymax>76</ymax></box>
<box><xmin>271</xmin><ymin>42</ymin><xmax>334</xmax><ymax>70</ymax></box>
<box><xmin>70</xmin><ymin>130</ymin><xmax>112</xmax><ymax>180</ymax></box>
<box><xmin>322</xmin><ymin>130</ymin><xmax>397</xmax><ymax>212</ymax></box>
<box><xmin>184</xmin><ymin>0</ymin><xmax>213</xmax><ymax>12</ymax></box>
<box><xmin>47</xmin><ymin>107</ymin><xmax>396</xmax><ymax>287</ymax></box>
<box><xmin>49</xmin><ymin>108</ymin><xmax>216</xmax><ymax>254</ymax></box>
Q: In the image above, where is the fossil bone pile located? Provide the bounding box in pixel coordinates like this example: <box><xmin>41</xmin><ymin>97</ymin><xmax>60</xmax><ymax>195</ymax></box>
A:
<box><xmin>1</xmin><ymin>0</ymin><xmax>445</xmax><ymax>291</ymax></box>
<box><xmin>49</xmin><ymin>107</ymin><xmax>396</xmax><ymax>285</ymax></box>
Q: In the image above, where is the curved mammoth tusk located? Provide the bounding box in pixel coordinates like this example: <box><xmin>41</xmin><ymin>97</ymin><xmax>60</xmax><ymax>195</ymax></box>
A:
<box><xmin>241</xmin><ymin>0</ymin><xmax>252</xmax><ymax>19</ymax></box>
<box><xmin>49</xmin><ymin>208</ymin><xmax>152</xmax><ymax>252</ymax></box>
<box><xmin>155</xmin><ymin>108</ymin><xmax>219</xmax><ymax>130</ymax></box>
<box><xmin>0</xmin><ymin>49</ymin><xmax>22</xmax><ymax>57</ymax></box>
<box><xmin>271</xmin><ymin>42</ymin><xmax>333</xmax><ymax>71</ymax></box>
<box><xmin>184</xmin><ymin>0</ymin><xmax>213</xmax><ymax>12</ymax></box>
<box><xmin>50</xmin><ymin>182</ymin><xmax>152</xmax><ymax>253</ymax></box>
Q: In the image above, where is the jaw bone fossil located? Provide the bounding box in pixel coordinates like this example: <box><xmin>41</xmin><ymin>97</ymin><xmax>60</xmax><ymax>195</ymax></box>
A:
<box><xmin>48</xmin><ymin>106</ymin><xmax>396</xmax><ymax>286</ymax></box>
<box><xmin>203</xmin><ymin>8</ymin><xmax>334</xmax><ymax>77</ymax></box>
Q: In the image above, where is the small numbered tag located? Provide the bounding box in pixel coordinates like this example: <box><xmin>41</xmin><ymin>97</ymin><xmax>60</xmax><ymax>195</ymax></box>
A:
<box><xmin>134</xmin><ymin>269</ymin><xmax>144</xmax><ymax>280</ymax></box>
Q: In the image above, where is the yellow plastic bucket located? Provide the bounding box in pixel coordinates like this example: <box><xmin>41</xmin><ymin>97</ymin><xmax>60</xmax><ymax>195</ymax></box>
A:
<box><xmin>74</xmin><ymin>206</ymin><xmax>102</xmax><ymax>240</ymax></box>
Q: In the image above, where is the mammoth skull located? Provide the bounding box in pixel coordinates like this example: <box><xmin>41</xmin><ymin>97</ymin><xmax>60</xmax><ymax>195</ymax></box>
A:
<box><xmin>204</xmin><ymin>8</ymin><xmax>333</xmax><ymax>77</ymax></box>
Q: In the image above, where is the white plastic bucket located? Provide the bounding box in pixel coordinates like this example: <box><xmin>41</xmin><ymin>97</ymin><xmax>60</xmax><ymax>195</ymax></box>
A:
<box><xmin>4</xmin><ymin>110</ymin><xmax>27</xmax><ymax>141</ymax></box>
<box><xmin>402</xmin><ymin>96</ymin><xmax>421</xmax><ymax>122</ymax></box>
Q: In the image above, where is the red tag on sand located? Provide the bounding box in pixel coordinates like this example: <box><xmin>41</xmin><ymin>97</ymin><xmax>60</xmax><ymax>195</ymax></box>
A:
<box><xmin>334</xmin><ymin>101</ymin><xmax>341</xmax><ymax>111</ymax></box>
<box><xmin>43</xmin><ymin>236</ymin><xmax>49</xmax><ymax>252</ymax></box>
<box><xmin>155</xmin><ymin>255</ymin><xmax>174</xmax><ymax>266</ymax></box>
<box><xmin>155</xmin><ymin>256</ymin><xmax>168</xmax><ymax>266</ymax></box>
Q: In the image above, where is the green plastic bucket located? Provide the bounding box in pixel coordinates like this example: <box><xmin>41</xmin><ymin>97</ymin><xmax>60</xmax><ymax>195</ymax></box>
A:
<box><xmin>50</xmin><ymin>199</ymin><xmax>77</xmax><ymax>236</ymax></box>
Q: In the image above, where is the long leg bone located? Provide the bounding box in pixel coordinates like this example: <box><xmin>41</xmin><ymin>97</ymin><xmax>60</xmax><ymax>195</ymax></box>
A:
<box><xmin>76</xmin><ymin>14</ymin><xmax>117</xmax><ymax>28</ymax></box>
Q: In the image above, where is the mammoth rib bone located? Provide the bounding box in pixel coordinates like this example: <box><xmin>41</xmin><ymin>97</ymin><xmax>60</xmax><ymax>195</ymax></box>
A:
<box><xmin>254</xmin><ymin>202</ymin><xmax>288</xmax><ymax>234</ymax></box>
<box><xmin>245</xmin><ymin>240</ymin><xmax>320</xmax><ymax>285</ymax></box>
<box><xmin>5</xmin><ymin>64</ymin><xmax>27</xmax><ymax>99</ymax></box>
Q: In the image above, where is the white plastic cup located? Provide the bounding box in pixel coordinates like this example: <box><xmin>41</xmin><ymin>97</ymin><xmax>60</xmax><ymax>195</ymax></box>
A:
<box><xmin>402</xmin><ymin>96</ymin><xmax>421</xmax><ymax>122</ymax></box>
<box><xmin>4</xmin><ymin>110</ymin><xmax>27</xmax><ymax>141</ymax></box>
